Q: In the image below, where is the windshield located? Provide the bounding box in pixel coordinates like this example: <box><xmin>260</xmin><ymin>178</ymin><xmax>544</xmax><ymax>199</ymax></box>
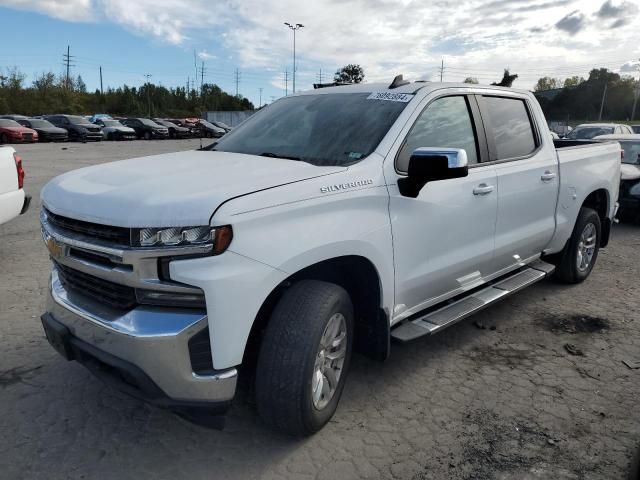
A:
<box><xmin>215</xmin><ymin>121</ymin><xmax>230</xmax><ymax>129</ymax></box>
<box><xmin>200</xmin><ymin>120</ymin><xmax>219</xmax><ymax>129</ymax></box>
<box><xmin>0</xmin><ymin>119</ymin><xmax>21</xmax><ymax>127</ymax></box>
<box><xmin>67</xmin><ymin>116</ymin><xmax>92</xmax><ymax>125</ymax></box>
<box><xmin>567</xmin><ymin>126</ymin><xmax>614</xmax><ymax>139</ymax></box>
<box><xmin>214</xmin><ymin>93</ymin><xmax>410</xmax><ymax>166</ymax></box>
<box><xmin>102</xmin><ymin>120</ymin><xmax>122</xmax><ymax>127</ymax></box>
<box><xmin>621</xmin><ymin>141</ymin><xmax>640</xmax><ymax>165</ymax></box>
<box><xmin>140</xmin><ymin>119</ymin><xmax>162</xmax><ymax>127</ymax></box>
<box><xmin>158</xmin><ymin>120</ymin><xmax>176</xmax><ymax>127</ymax></box>
<box><xmin>28</xmin><ymin>119</ymin><xmax>54</xmax><ymax>128</ymax></box>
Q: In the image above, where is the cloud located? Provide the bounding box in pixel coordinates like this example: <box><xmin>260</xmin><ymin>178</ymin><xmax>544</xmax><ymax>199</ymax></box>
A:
<box><xmin>0</xmin><ymin>0</ymin><xmax>93</xmax><ymax>21</ymax></box>
<box><xmin>620</xmin><ymin>61</ymin><xmax>639</xmax><ymax>73</ymax></box>
<box><xmin>198</xmin><ymin>50</ymin><xmax>216</xmax><ymax>60</ymax></box>
<box><xmin>555</xmin><ymin>10</ymin><xmax>586</xmax><ymax>33</ymax></box>
<box><xmin>596</xmin><ymin>0</ymin><xmax>637</xmax><ymax>18</ymax></box>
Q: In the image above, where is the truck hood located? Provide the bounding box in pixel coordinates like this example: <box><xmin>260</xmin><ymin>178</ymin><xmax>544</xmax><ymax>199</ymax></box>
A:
<box><xmin>621</xmin><ymin>163</ymin><xmax>640</xmax><ymax>181</ymax></box>
<box><xmin>42</xmin><ymin>150</ymin><xmax>344</xmax><ymax>227</ymax></box>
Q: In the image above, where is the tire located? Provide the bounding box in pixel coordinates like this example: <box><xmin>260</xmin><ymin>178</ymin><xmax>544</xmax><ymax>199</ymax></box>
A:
<box><xmin>0</xmin><ymin>133</ymin><xmax>7</xmax><ymax>144</ymax></box>
<box><xmin>555</xmin><ymin>207</ymin><xmax>601</xmax><ymax>284</ymax></box>
<box><xmin>107</xmin><ymin>132</ymin><xmax>114</xmax><ymax>141</ymax></box>
<box><xmin>255</xmin><ymin>280</ymin><xmax>354</xmax><ymax>436</ymax></box>
<box><xmin>144</xmin><ymin>131</ymin><xmax>152</xmax><ymax>140</ymax></box>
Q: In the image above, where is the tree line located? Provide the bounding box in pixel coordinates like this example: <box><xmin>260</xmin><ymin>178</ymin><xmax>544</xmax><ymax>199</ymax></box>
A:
<box><xmin>0</xmin><ymin>67</ymin><xmax>254</xmax><ymax>117</ymax></box>
<box><xmin>534</xmin><ymin>68</ymin><xmax>638</xmax><ymax>122</ymax></box>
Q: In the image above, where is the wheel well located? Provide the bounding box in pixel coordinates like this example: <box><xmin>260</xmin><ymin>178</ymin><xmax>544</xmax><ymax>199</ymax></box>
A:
<box><xmin>243</xmin><ymin>256</ymin><xmax>389</xmax><ymax>368</ymax></box>
<box><xmin>582</xmin><ymin>189</ymin><xmax>610</xmax><ymax>247</ymax></box>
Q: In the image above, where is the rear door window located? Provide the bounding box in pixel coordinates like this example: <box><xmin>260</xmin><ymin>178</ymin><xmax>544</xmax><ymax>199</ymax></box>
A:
<box><xmin>482</xmin><ymin>97</ymin><xmax>537</xmax><ymax>160</ymax></box>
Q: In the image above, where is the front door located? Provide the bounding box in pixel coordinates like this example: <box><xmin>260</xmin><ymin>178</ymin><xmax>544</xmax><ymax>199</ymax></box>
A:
<box><xmin>386</xmin><ymin>94</ymin><xmax>498</xmax><ymax>322</ymax></box>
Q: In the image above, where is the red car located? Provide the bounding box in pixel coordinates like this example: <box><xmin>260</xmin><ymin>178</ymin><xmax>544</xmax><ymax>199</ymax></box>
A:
<box><xmin>0</xmin><ymin>119</ymin><xmax>38</xmax><ymax>144</ymax></box>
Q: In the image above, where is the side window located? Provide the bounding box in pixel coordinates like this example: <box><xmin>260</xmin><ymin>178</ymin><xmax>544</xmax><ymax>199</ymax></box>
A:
<box><xmin>614</xmin><ymin>126</ymin><xmax>621</xmax><ymax>134</ymax></box>
<box><xmin>396</xmin><ymin>96</ymin><xmax>478</xmax><ymax>172</ymax></box>
<box><xmin>482</xmin><ymin>96</ymin><xmax>537</xmax><ymax>160</ymax></box>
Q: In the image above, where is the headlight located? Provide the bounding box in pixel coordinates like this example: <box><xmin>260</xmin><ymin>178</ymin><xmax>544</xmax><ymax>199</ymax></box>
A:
<box><xmin>630</xmin><ymin>182</ymin><xmax>640</xmax><ymax>196</ymax></box>
<box><xmin>135</xmin><ymin>225</ymin><xmax>233</xmax><ymax>254</ymax></box>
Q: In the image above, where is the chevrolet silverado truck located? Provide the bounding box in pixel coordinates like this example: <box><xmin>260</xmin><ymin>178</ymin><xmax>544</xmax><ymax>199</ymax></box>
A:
<box><xmin>40</xmin><ymin>79</ymin><xmax>620</xmax><ymax>435</ymax></box>
<box><xmin>0</xmin><ymin>146</ymin><xmax>30</xmax><ymax>226</ymax></box>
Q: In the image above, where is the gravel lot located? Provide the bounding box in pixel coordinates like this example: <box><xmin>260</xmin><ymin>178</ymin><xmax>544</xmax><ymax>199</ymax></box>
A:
<box><xmin>1</xmin><ymin>140</ymin><xmax>639</xmax><ymax>480</ymax></box>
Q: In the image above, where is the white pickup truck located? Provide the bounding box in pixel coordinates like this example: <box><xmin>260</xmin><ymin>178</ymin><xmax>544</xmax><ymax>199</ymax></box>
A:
<box><xmin>40</xmin><ymin>79</ymin><xmax>620</xmax><ymax>435</ymax></box>
<box><xmin>0</xmin><ymin>146</ymin><xmax>30</xmax><ymax>226</ymax></box>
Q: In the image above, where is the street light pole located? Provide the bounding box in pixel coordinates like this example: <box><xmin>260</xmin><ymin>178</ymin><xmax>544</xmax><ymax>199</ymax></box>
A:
<box><xmin>284</xmin><ymin>22</ymin><xmax>304</xmax><ymax>93</ymax></box>
<box><xmin>144</xmin><ymin>74</ymin><xmax>152</xmax><ymax>118</ymax></box>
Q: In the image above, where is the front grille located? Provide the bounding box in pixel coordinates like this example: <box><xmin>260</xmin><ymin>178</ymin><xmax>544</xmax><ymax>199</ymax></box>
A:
<box><xmin>45</xmin><ymin>208</ymin><xmax>131</xmax><ymax>245</ymax></box>
<box><xmin>55</xmin><ymin>261</ymin><xmax>137</xmax><ymax>310</ymax></box>
<box><xmin>188</xmin><ymin>328</ymin><xmax>214</xmax><ymax>374</ymax></box>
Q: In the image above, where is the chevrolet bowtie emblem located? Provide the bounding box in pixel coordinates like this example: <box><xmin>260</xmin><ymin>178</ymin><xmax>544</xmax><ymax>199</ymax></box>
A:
<box><xmin>46</xmin><ymin>235</ymin><xmax>63</xmax><ymax>258</ymax></box>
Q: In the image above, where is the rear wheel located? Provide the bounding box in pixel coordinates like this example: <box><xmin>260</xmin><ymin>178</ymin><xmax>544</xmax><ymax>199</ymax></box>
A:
<box><xmin>555</xmin><ymin>207</ymin><xmax>601</xmax><ymax>283</ymax></box>
<box><xmin>255</xmin><ymin>280</ymin><xmax>354</xmax><ymax>436</ymax></box>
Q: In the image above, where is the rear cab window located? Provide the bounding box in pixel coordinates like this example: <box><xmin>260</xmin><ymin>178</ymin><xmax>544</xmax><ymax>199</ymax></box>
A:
<box><xmin>481</xmin><ymin>96</ymin><xmax>538</xmax><ymax>161</ymax></box>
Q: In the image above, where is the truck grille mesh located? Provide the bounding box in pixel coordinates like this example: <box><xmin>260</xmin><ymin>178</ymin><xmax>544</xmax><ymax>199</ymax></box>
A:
<box><xmin>45</xmin><ymin>208</ymin><xmax>131</xmax><ymax>245</ymax></box>
<box><xmin>55</xmin><ymin>261</ymin><xmax>137</xmax><ymax>310</ymax></box>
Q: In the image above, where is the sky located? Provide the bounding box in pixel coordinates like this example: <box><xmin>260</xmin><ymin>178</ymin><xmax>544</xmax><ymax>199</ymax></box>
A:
<box><xmin>0</xmin><ymin>0</ymin><xmax>639</xmax><ymax>108</ymax></box>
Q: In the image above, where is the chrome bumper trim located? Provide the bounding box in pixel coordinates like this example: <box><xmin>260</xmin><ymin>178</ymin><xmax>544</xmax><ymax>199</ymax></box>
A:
<box><xmin>47</xmin><ymin>271</ymin><xmax>237</xmax><ymax>403</ymax></box>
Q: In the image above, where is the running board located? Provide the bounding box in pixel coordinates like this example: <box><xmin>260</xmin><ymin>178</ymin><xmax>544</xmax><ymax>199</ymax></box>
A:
<box><xmin>390</xmin><ymin>260</ymin><xmax>555</xmax><ymax>342</ymax></box>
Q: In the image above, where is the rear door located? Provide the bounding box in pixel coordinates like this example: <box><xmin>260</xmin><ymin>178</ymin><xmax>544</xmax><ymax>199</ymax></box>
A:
<box><xmin>477</xmin><ymin>95</ymin><xmax>558</xmax><ymax>273</ymax></box>
<box><xmin>386</xmin><ymin>93</ymin><xmax>498</xmax><ymax>320</ymax></box>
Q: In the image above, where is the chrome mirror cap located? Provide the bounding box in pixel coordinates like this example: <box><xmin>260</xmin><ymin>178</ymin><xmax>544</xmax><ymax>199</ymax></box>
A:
<box><xmin>411</xmin><ymin>147</ymin><xmax>468</xmax><ymax>169</ymax></box>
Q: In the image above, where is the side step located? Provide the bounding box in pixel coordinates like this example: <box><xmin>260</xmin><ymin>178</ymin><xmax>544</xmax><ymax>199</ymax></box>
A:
<box><xmin>390</xmin><ymin>260</ymin><xmax>555</xmax><ymax>342</ymax></box>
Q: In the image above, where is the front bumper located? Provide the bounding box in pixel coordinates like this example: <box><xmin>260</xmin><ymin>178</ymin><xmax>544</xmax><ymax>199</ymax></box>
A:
<box><xmin>43</xmin><ymin>270</ymin><xmax>238</xmax><ymax>408</ymax></box>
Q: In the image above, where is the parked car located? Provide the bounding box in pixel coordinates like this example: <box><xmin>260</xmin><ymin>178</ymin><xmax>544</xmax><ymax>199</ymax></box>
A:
<box><xmin>631</xmin><ymin>125</ymin><xmax>640</xmax><ymax>134</ymax></box>
<box><xmin>0</xmin><ymin>114</ymin><xmax>29</xmax><ymax>121</ymax></box>
<box><xmin>595</xmin><ymin>134</ymin><xmax>640</xmax><ymax>222</ymax></box>
<box><xmin>0</xmin><ymin>119</ymin><xmax>38</xmax><ymax>144</ymax></box>
<box><xmin>17</xmin><ymin>118</ymin><xmax>68</xmax><ymax>142</ymax></box>
<box><xmin>89</xmin><ymin>113</ymin><xmax>112</xmax><ymax>124</ymax></box>
<box><xmin>121</xmin><ymin>118</ymin><xmax>169</xmax><ymax>140</ymax></box>
<box><xmin>44</xmin><ymin>115</ymin><xmax>103</xmax><ymax>142</ymax></box>
<box><xmin>211</xmin><ymin>121</ymin><xmax>232</xmax><ymax>133</ymax></box>
<box><xmin>0</xmin><ymin>146</ymin><xmax>30</xmax><ymax>225</ymax></box>
<box><xmin>94</xmin><ymin>119</ymin><xmax>136</xmax><ymax>141</ymax></box>
<box><xmin>198</xmin><ymin>119</ymin><xmax>226</xmax><ymax>138</ymax></box>
<box><xmin>153</xmin><ymin>119</ymin><xmax>191</xmax><ymax>139</ymax></box>
<box><xmin>39</xmin><ymin>81</ymin><xmax>620</xmax><ymax>435</ymax></box>
<box><xmin>565</xmin><ymin>123</ymin><xmax>634</xmax><ymax>139</ymax></box>
<box><xmin>168</xmin><ymin>118</ymin><xmax>200</xmax><ymax>136</ymax></box>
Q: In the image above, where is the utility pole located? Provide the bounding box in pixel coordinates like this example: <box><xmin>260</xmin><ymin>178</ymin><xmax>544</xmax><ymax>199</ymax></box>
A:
<box><xmin>631</xmin><ymin>59</ymin><xmax>640</xmax><ymax>121</ymax></box>
<box><xmin>316</xmin><ymin>68</ymin><xmax>323</xmax><ymax>84</ymax></box>
<box><xmin>200</xmin><ymin>61</ymin><xmax>205</xmax><ymax>95</ymax></box>
<box><xmin>144</xmin><ymin>74</ymin><xmax>152</xmax><ymax>118</ymax></box>
<box><xmin>284</xmin><ymin>70</ymin><xmax>289</xmax><ymax>96</ymax></box>
<box><xmin>284</xmin><ymin>22</ymin><xmax>304</xmax><ymax>93</ymax></box>
<box><xmin>259</xmin><ymin>88</ymin><xmax>263</xmax><ymax>108</ymax></box>
<box><xmin>187</xmin><ymin>77</ymin><xmax>190</xmax><ymax>95</ymax></box>
<box><xmin>439</xmin><ymin>59</ymin><xmax>445</xmax><ymax>82</ymax></box>
<box><xmin>598</xmin><ymin>81</ymin><xmax>608</xmax><ymax>121</ymax></box>
<box><xmin>63</xmin><ymin>45</ymin><xmax>75</xmax><ymax>90</ymax></box>
<box><xmin>235</xmin><ymin>68</ymin><xmax>240</xmax><ymax>96</ymax></box>
<box><xmin>99</xmin><ymin>66</ymin><xmax>103</xmax><ymax>95</ymax></box>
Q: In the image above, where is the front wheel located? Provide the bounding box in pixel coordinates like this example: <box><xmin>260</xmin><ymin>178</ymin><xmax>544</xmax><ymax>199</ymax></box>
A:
<box><xmin>555</xmin><ymin>207</ymin><xmax>601</xmax><ymax>283</ymax></box>
<box><xmin>255</xmin><ymin>280</ymin><xmax>354</xmax><ymax>436</ymax></box>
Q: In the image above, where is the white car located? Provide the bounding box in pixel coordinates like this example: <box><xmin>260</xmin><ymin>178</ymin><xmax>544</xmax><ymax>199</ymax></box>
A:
<box><xmin>94</xmin><ymin>119</ymin><xmax>137</xmax><ymax>141</ymax></box>
<box><xmin>0</xmin><ymin>146</ymin><xmax>30</xmax><ymax>225</ymax></box>
<box><xmin>566</xmin><ymin>123</ymin><xmax>634</xmax><ymax>140</ymax></box>
<box><xmin>39</xmin><ymin>80</ymin><xmax>621</xmax><ymax>435</ymax></box>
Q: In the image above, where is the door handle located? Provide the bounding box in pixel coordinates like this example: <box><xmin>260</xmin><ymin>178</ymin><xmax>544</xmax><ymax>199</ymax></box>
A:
<box><xmin>473</xmin><ymin>183</ymin><xmax>494</xmax><ymax>195</ymax></box>
<box><xmin>541</xmin><ymin>171</ymin><xmax>557</xmax><ymax>182</ymax></box>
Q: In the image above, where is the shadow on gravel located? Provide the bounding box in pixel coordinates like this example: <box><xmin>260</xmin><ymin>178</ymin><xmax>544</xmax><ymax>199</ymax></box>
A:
<box><xmin>537</xmin><ymin>314</ymin><xmax>610</xmax><ymax>335</ymax></box>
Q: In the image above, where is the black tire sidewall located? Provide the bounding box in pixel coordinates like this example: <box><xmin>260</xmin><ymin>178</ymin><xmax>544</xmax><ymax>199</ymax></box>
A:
<box><xmin>562</xmin><ymin>208</ymin><xmax>601</xmax><ymax>282</ymax></box>
<box><xmin>300</xmin><ymin>293</ymin><xmax>354</xmax><ymax>432</ymax></box>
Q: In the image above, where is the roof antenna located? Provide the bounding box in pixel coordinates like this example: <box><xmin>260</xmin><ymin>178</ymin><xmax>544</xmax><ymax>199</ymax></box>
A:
<box><xmin>389</xmin><ymin>74</ymin><xmax>410</xmax><ymax>89</ymax></box>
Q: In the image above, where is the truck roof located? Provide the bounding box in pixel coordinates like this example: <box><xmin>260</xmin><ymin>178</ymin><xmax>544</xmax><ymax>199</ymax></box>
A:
<box><xmin>296</xmin><ymin>81</ymin><xmax>532</xmax><ymax>97</ymax></box>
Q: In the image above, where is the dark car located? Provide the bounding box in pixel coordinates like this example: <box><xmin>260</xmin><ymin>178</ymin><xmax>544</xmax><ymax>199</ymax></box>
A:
<box><xmin>121</xmin><ymin>118</ymin><xmax>169</xmax><ymax>140</ymax></box>
<box><xmin>198</xmin><ymin>120</ymin><xmax>226</xmax><ymax>138</ymax></box>
<box><xmin>0</xmin><ymin>114</ymin><xmax>29</xmax><ymax>121</ymax></box>
<box><xmin>44</xmin><ymin>115</ymin><xmax>103</xmax><ymax>142</ymax></box>
<box><xmin>153</xmin><ymin>119</ymin><xmax>191</xmax><ymax>138</ymax></box>
<box><xmin>17</xmin><ymin>118</ymin><xmax>68</xmax><ymax>142</ymax></box>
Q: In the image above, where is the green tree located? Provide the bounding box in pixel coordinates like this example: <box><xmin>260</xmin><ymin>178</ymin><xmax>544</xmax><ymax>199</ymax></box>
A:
<box><xmin>563</xmin><ymin>76</ymin><xmax>584</xmax><ymax>88</ymax></box>
<box><xmin>334</xmin><ymin>64</ymin><xmax>365</xmax><ymax>83</ymax></box>
<box><xmin>534</xmin><ymin>76</ymin><xmax>562</xmax><ymax>91</ymax></box>
<box><xmin>463</xmin><ymin>77</ymin><xmax>479</xmax><ymax>84</ymax></box>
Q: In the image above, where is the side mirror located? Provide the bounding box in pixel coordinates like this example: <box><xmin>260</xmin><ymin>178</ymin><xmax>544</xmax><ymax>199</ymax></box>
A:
<box><xmin>398</xmin><ymin>147</ymin><xmax>469</xmax><ymax>198</ymax></box>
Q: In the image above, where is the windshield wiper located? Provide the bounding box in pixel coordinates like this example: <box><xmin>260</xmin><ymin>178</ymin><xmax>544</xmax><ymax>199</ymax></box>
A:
<box><xmin>259</xmin><ymin>152</ymin><xmax>302</xmax><ymax>161</ymax></box>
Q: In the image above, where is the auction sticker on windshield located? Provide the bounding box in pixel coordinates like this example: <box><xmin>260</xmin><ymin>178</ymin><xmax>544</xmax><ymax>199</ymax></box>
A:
<box><xmin>367</xmin><ymin>92</ymin><xmax>414</xmax><ymax>102</ymax></box>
